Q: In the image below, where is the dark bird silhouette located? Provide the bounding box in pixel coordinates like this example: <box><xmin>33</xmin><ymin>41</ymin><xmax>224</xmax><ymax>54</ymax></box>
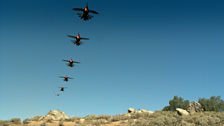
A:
<box><xmin>73</xmin><ymin>3</ymin><xmax>99</xmax><ymax>21</ymax></box>
<box><xmin>59</xmin><ymin>87</ymin><xmax>67</xmax><ymax>92</ymax></box>
<box><xmin>59</xmin><ymin>75</ymin><xmax>74</xmax><ymax>82</ymax></box>
<box><xmin>67</xmin><ymin>33</ymin><xmax>89</xmax><ymax>46</ymax></box>
<box><xmin>62</xmin><ymin>59</ymin><xmax>80</xmax><ymax>67</ymax></box>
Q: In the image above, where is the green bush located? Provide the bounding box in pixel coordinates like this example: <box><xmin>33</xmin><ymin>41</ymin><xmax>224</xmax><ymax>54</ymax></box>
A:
<box><xmin>198</xmin><ymin>96</ymin><xmax>224</xmax><ymax>112</ymax></box>
<box><xmin>10</xmin><ymin>118</ymin><xmax>21</xmax><ymax>124</ymax></box>
<box><xmin>163</xmin><ymin>96</ymin><xmax>224</xmax><ymax>112</ymax></box>
<box><xmin>163</xmin><ymin>96</ymin><xmax>189</xmax><ymax>111</ymax></box>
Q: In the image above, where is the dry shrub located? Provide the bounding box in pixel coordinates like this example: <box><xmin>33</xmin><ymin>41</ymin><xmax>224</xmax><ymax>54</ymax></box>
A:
<box><xmin>109</xmin><ymin>114</ymin><xmax>129</xmax><ymax>122</ymax></box>
<box><xmin>29</xmin><ymin>116</ymin><xmax>41</xmax><ymax>121</ymax></box>
<box><xmin>125</xmin><ymin>111</ymin><xmax>224</xmax><ymax>126</ymax></box>
<box><xmin>0</xmin><ymin>120</ymin><xmax>10</xmax><ymax>126</ymax></box>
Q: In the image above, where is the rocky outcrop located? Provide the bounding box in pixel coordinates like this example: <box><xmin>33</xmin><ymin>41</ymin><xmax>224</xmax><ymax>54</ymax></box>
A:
<box><xmin>128</xmin><ymin>108</ymin><xmax>154</xmax><ymax>114</ymax></box>
<box><xmin>128</xmin><ymin>108</ymin><xmax>136</xmax><ymax>113</ymax></box>
<box><xmin>38</xmin><ymin>110</ymin><xmax>70</xmax><ymax>121</ymax></box>
<box><xmin>187</xmin><ymin>102</ymin><xmax>204</xmax><ymax>114</ymax></box>
<box><xmin>176</xmin><ymin>108</ymin><xmax>189</xmax><ymax>116</ymax></box>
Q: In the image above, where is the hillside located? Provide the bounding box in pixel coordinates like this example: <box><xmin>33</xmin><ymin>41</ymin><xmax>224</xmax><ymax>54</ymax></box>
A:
<box><xmin>1</xmin><ymin>109</ymin><xmax>224</xmax><ymax>126</ymax></box>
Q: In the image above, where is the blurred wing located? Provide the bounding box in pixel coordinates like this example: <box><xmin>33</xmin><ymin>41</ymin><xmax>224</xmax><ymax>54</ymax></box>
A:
<box><xmin>63</xmin><ymin>60</ymin><xmax>69</xmax><ymax>62</ymax></box>
<box><xmin>68</xmin><ymin>77</ymin><xmax>74</xmax><ymax>79</ymax></box>
<box><xmin>77</xmin><ymin>13</ymin><xmax>82</xmax><ymax>17</ymax></box>
<box><xmin>59</xmin><ymin>76</ymin><xmax>64</xmax><ymax>78</ymax></box>
<box><xmin>80</xmin><ymin>37</ymin><xmax>89</xmax><ymax>40</ymax></box>
<box><xmin>89</xmin><ymin>10</ymin><xmax>99</xmax><ymax>14</ymax></box>
<box><xmin>73</xmin><ymin>8</ymin><xmax>84</xmax><ymax>11</ymax></box>
<box><xmin>89</xmin><ymin>15</ymin><xmax>93</xmax><ymax>19</ymax></box>
<box><xmin>67</xmin><ymin>35</ymin><xmax>76</xmax><ymax>39</ymax></box>
<box><xmin>71</xmin><ymin>41</ymin><xmax>76</xmax><ymax>45</ymax></box>
<box><xmin>74</xmin><ymin>61</ymin><xmax>80</xmax><ymax>64</ymax></box>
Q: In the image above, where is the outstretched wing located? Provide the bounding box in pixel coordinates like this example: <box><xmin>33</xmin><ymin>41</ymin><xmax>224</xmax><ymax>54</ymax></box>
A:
<box><xmin>63</xmin><ymin>60</ymin><xmax>69</xmax><ymax>62</ymax></box>
<box><xmin>67</xmin><ymin>35</ymin><xmax>76</xmax><ymax>39</ymax></box>
<box><xmin>73</xmin><ymin>8</ymin><xmax>84</xmax><ymax>11</ymax></box>
<box><xmin>59</xmin><ymin>76</ymin><xmax>64</xmax><ymax>78</ymax></box>
<box><xmin>74</xmin><ymin>61</ymin><xmax>80</xmax><ymax>64</ymax></box>
<box><xmin>80</xmin><ymin>37</ymin><xmax>89</xmax><ymax>40</ymax></box>
<box><xmin>68</xmin><ymin>77</ymin><xmax>74</xmax><ymax>79</ymax></box>
<box><xmin>89</xmin><ymin>10</ymin><xmax>99</xmax><ymax>14</ymax></box>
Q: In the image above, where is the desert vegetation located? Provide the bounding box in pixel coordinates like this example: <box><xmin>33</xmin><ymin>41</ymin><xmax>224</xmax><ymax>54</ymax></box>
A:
<box><xmin>163</xmin><ymin>96</ymin><xmax>224</xmax><ymax>112</ymax></box>
<box><xmin>1</xmin><ymin>96</ymin><xmax>224</xmax><ymax>126</ymax></box>
<box><xmin>1</xmin><ymin>112</ymin><xmax>224</xmax><ymax>126</ymax></box>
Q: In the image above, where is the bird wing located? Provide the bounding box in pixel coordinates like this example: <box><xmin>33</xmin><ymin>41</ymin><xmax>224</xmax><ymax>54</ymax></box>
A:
<box><xmin>73</xmin><ymin>8</ymin><xmax>84</xmax><ymax>11</ymax></box>
<box><xmin>74</xmin><ymin>61</ymin><xmax>80</xmax><ymax>64</ymax></box>
<box><xmin>68</xmin><ymin>77</ymin><xmax>74</xmax><ymax>79</ymax></box>
<box><xmin>89</xmin><ymin>10</ymin><xmax>99</xmax><ymax>14</ymax></box>
<box><xmin>63</xmin><ymin>60</ymin><xmax>69</xmax><ymax>62</ymax></box>
<box><xmin>80</xmin><ymin>37</ymin><xmax>89</xmax><ymax>40</ymax></box>
<box><xmin>67</xmin><ymin>35</ymin><xmax>76</xmax><ymax>39</ymax></box>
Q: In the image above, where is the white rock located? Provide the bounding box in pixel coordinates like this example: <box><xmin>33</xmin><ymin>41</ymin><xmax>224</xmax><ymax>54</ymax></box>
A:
<box><xmin>176</xmin><ymin>108</ymin><xmax>189</xmax><ymax>116</ymax></box>
<box><xmin>139</xmin><ymin>109</ymin><xmax>154</xmax><ymax>114</ymax></box>
<box><xmin>187</xmin><ymin>101</ymin><xmax>204</xmax><ymax>114</ymax></box>
<box><xmin>128</xmin><ymin>108</ymin><xmax>136</xmax><ymax>113</ymax></box>
<box><xmin>39</xmin><ymin>110</ymin><xmax>70</xmax><ymax>121</ymax></box>
<box><xmin>80</xmin><ymin>118</ymin><xmax>85</xmax><ymax>123</ymax></box>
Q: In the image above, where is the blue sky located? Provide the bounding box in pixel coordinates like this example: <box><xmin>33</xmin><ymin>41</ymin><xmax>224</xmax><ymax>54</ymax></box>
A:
<box><xmin>1</xmin><ymin>0</ymin><xmax>224</xmax><ymax>120</ymax></box>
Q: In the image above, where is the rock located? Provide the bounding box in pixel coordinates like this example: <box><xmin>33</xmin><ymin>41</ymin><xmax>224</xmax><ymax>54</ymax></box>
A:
<box><xmin>124</xmin><ymin>113</ymin><xmax>132</xmax><ymax>117</ymax></box>
<box><xmin>39</xmin><ymin>110</ymin><xmax>70</xmax><ymax>121</ymax></box>
<box><xmin>139</xmin><ymin>109</ymin><xmax>154</xmax><ymax>114</ymax></box>
<box><xmin>29</xmin><ymin>116</ymin><xmax>42</xmax><ymax>121</ymax></box>
<box><xmin>79</xmin><ymin>118</ymin><xmax>85</xmax><ymax>123</ymax></box>
<box><xmin>187</xmin><ymin>102</ymin><xmax>204</xmax><ymax>114</ymax></box>
<box><xmin>128</xmin><ymin>108</ymin><xmax>154</xmax><ymax>114</ymax></box>
<box><xmin>128</xmin><ymin>108</ymin><xmax>136</xmax><ymax>113</ymax></box>
<box><xmin>176</xmin><ymin>108</ymin><xmax>189</xmax><ymax>116</ymax></box>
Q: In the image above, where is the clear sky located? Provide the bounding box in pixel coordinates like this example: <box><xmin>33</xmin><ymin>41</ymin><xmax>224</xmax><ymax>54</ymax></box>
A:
<box><xmin>0</xmin><ymin>0</ymin><xmax>224</xmax><ymax>120</ymax></box>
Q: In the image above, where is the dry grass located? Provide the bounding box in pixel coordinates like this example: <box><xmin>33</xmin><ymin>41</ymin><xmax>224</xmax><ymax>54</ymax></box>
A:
<box><xmin>1</xmin><ymin>111</ymin><xmax>224</xmax><ymax>126</ymax></box>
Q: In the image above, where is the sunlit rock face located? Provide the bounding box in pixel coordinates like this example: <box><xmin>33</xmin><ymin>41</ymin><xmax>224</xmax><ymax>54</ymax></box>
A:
<box><xmin>128</xmin><ymin>108</ymin><xmax>154</xmax><ymax>114</ymax></box>
<box><xmin>39</xmin><ymin>110</ymin><xmax>70</xmax><ymax>121</ymax></box>
<box><xmin>187</xmin><ymin>102</ymin><xmax>204</xmax><ymax>114</ymax></box>
<box><xmin>176</xmin><ymin>108</ymin><xmax>189</xmax><ymax>116</ymax></box>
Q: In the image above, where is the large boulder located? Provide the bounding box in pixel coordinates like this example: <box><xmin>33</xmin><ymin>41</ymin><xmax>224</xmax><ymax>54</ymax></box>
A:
<box><xmin>187</xmin><ymin>101</ymin><xmax>204</xmax><ymax>114</ymax></box>
<box><xmin>39</xmin><ymin>110</ymin><xmax>70</xmax><ymax>121</ymax></box>
<box><xmin>176</xmin><ymin>108</ymin><xmax>189</xmax><ymax>116</ymax></box>
<box><xmin>128</xmin><ymin>108</ymin><xmax>136</xmax><ymax>113</ymax></box>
